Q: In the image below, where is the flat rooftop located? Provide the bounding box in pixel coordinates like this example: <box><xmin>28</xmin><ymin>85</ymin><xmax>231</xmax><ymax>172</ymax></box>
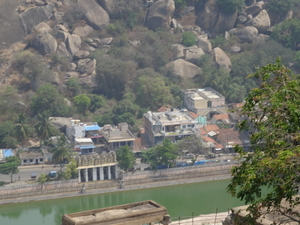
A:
<box><xmin>62</xmin><ymin>200</ymin><xmax>169</xmax><ymax>225</ymax></box>
<box><xmin>147</xmin><ymin>110</ymin><xmax>197</xmax><ymax>125</ymax></box>
<box><xmin>182</xmin><ymin>88</ymin><xmax>224</xmax><ymax>100</ymax></box>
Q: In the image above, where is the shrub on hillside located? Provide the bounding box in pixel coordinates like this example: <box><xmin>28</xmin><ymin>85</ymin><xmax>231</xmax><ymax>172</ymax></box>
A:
<box><xmin>182</xmin><ymin>32</ymin><xmax>196</xmax><ymax>47</ymax></box>
<box><xmin>216</xmin><ymin>0</ymin><xmax>244</xmax><ymax>12</ymax></box>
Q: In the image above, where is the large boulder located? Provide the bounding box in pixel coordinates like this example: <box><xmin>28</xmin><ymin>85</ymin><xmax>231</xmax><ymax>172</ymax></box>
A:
<box><xmin>252</xmin><ymin>34</ymin><xmax>270</xmax><ymax>45</ymax></box>
<box><xmin>73</xmin><ymin>51</ymin><xmax>90</xmax><ymax>60</ymax></box>
<box><xmin>237</xmin><ymin>26</ymin><xmax>258</xmax><ymax>43</ymax></box>
<box><xmin>19</xmin><ymin>4</ymin><xmax>55</xmax><ymax>35</ymax></box>
<box><xmin>172</xmin><ymin>44</ymin><xmax>185</xmax><ymax>59</ymax></box>
<box><xmin>97</xmin><ymin>0</ymin><xmax>115</xmax><ymax>13</ymax></box>
<box><xmin>195</xmin><ymin>0</ymin><xmax>219</xmax><ymax>34</ymax></box>
<box><xmin>166</xmin><ymin>59</ymin><xmax>202</xmax><ymax>79</ymax></box>
<box><xmin>33</xmin><ymin>22</ymin><xmax>51</xmax><ymax>33</ymax></box>
<box><xmin>0</xmin><ymin>0</ymin><xmax>25</xmax><ymax>45</ymax></box>
<box><xmin>73</xmin><ymin>25</ymin><xmax>94</xmax><ymax>38</ymax></box>
<box><xmin>78</xmin><ymin>0</ymin><xmax>109</xmax><ymax>30</ymax></box>
<box><xmin>56</xmin><ymin>42</ymin><xmax>72</xmax><ymax>60</ymax></box>
<box><xmin>76</xmin><ymin>59</ymin><xmax>96</xmax><ymax>75</ymax></box>
<box><xmin>32</xmin><ymin>31</ymin><xmax>57</xmax><ymax>55</ymax></box>
<box><xmin>144</xmin><ymin>0</ymin><xmax>175</xmax><ymax>30</ymax></box>
<box><xmin>66</xmin><ymin>34</ymin><xmax>82</xmax><ymax>55</ymax></box>
<box><xmin>212</xmin><ymin>10</ymin><xmax>237</xmax><ymax>35</ymax></box>
<box><xmin>244</xmin><ymin>1</ymin><xmax>264</xmax><ymax>15</ymax></box>
<box><xmin>184</xmin><ymin>45</ymin><xmax>205</xmax><ymax>62</ymax></box>
<box><xmin>209</xmin><ymin>47</ymin><xmax>232</xmax><ymax>72</ymax></box>
<box><xmin>245</xmin><ymin>9</ymin><xmax>271</xmax><ymax>32</ymax></box>
<box><xmin>197</xmin><ymin>36</ymin><xmax>212</xmax><ymax>53</ymax></box>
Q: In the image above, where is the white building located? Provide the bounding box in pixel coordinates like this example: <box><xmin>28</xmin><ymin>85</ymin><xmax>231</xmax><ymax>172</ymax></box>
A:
<box><xmin>143</xmin><ymin>109</ymin><xmax>199</xmax><ymax>147</ymax></box>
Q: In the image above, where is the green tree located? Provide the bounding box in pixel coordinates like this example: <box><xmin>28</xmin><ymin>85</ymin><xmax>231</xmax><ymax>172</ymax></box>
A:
<box><xmin>176</xmin><ymin>135</ymin><xmax>205</xmax><ymax>164</ymax></box>
<box><xmin>35</xmin><ymin>111</ymin><xmax>56</xmax><ymax>145</ymax></box>
<box><xmin>31</xmin><ymin>84</ymin><xmax>71</xmax><ymax>117</ymax></box>
<box><xmin>0</xmin><ymin>121</ymin><xmax>17</xmax><ymax>148</ymax></box>
<box><xmin>13</xmin><ymin>50</ymin><xmax>54</xmax><ymax>90</ymax></box>
<box><xmin>272</xmin><ymin>18</ymin><xmax>300</xmax><ymax>50</ymax></box>
<box><xmin>227</xmin><ymin>59</ymin><xmax>300</xmax><ymax>223</ymax></box>
<box><xmin>73</xmin><ymin>94</ymin><xmax>91</xmax><ymax>115</ymax></box>
<box><xmin>52</xmin><ymin>136</ymin><xmax>71</xmax><ymax>165</ymax></box>
<box><xmin>64</xmin><ymin>159</ymin><xmax>78</xmax><ymax>179</ymax></box>
<box><xmin>11</xmin><ymin>113</ymin><xmax>31</xmax><ymax>143</ymax></box>
<box><xmin>135</xmin><ymin>68</ymin><xmax>173</xmax><ymax>110</ymax></box>
<box><xmin>116</xmin><ymin>145</ymin><xmax>136</xmax><ymax>172</ymax></box>
<box><xmin>88</xmin><ymin>94</ymin><xmax>105</xmax><ymax>112</ymax></box>
<box><xmin>267</xmin><ymin>0</ymin><xmax>299</xmax><ymax>15</ymax></box>
<box><xmin>0</xmin><ymin>156</ymin><xmax>20</xmax><ymax>183</ymax></box>
<box><xmin>174</xmin><ymin>0</ymin><xmax>186</xmax><ymax>9</ymax></box>
<box><xmin>66</xmin><ymin>77</ymin><xmax>80</xmax><ymax>97</ymax></box>
<box><xmin>141</xmin><ymin>139</ymin><xmax>178</xmax><ymax>170</ymax></box>
<box><xmin>182</xmin><ymin>32</ymin><xmax>197</xmax><ymax>47</ymax></box>
<box><xmin>216</xmin><ymin>0</ymin><xmax>244</xmax><ymax>12</ymax></box>
<box><xmin>37</xmin><ymin>173</ymin><xmax>49</xmax><ymax>189</ymax></box>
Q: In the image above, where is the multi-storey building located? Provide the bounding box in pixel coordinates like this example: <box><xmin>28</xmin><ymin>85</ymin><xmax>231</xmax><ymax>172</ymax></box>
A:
<box><xmin>143</xmin><ymin>109</ymin><xmax>199</xmax><ymax>147</ymax></box>
<box><xmin>181</xmin><ymin>88</ymin><xmax>225</xmax><ymax>114</ymax></box>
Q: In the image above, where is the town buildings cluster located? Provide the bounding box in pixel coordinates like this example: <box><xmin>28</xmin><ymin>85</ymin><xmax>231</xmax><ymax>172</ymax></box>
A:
<box><xmin>1</xmin><ymin>87</ymin><xmax>250</xmax><ymax>182</ymax></box>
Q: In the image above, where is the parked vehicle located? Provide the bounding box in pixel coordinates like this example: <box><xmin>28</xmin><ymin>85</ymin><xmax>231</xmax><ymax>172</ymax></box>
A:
<box><xmin>48</xmin><ymin>171</ymin><xmax>57</xmax><ymax>178</ymax></box>
<box><xmin>30</xmin><ymin>173</ymin><xmax>37</xmax><ymax>180</ymax></box>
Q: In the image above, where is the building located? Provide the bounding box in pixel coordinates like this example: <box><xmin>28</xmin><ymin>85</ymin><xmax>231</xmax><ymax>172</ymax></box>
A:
<box><xmin>19</xmin><ymin>151</ymin><xmax>45</xmax><ymax>166</ymax></box>
<box><xmin>74</xmin><ymin>138</ymin><xmax>96</xmax><ymax>155</ymax></box>
<box><xmin>66</xmin><ymin>120</ymin><xmax>101</xmax><ymax>143</ymax></box>
<box><xmin>181</xmin><ymin>88</ymin><xmax>225</xmax><ymax>114</ymax></box>
<box><xmin>100</xmin><ymin>123</ymin><xmax>135</xmax><ymax>151</ymax></box>
<box><xmin>75</xmin><ymin>152</ymin><xmax>118</xmax><ymax>183</ymax></box>
<box><xmin>62</xmin><ymin>200</ymin><xmax>171</xmax><ymax>225</ymax></box>
<box><xmin>143</xmin><ymin>109</ymin><xmax>199</xmax><ymax>147</ymax></box>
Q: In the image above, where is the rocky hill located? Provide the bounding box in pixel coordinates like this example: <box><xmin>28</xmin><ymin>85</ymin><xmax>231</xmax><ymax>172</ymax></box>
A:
<box><xmin>0</xmin><ymin>0</ymin><xmax>299</xmax><ymax>148</ymax></box>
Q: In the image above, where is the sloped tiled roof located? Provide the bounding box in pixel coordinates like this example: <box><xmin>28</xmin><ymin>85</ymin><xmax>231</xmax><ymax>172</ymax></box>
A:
<box><xmin>204</xmin><ymin>124</ymin><xmax>219</xmax><ymax>133</ymax></box>
<box><xmin>188</xmin><ymin>111</ymin><xmax>199</xmax><ymax>119</ymax></box>
<box><xmin>213</xmin><ymin>114</ymin><xmax>229</xmax><ymax>121</ymax></box>
<box><xmin>157</xmin><ymin>106</ymin><xmax>169</xmax><ymax>112</ymax></box>
<box><xmin>201</xmin><ymin>136</ymin><xmax>217</xmax><ymax>144</ymax></box>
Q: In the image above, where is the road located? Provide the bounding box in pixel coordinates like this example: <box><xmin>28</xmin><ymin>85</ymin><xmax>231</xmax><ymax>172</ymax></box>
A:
<box><xmin>0</xmin><ymin>164</ymin><xmax>65</xmax><ymax>183</ymax></box>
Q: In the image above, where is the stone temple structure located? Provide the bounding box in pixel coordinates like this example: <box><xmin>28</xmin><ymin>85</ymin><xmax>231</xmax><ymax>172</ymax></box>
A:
<box><xmin>75</xmin><ymin>152</ymin><xmax>118</xmax><ymax>183</ymax></box>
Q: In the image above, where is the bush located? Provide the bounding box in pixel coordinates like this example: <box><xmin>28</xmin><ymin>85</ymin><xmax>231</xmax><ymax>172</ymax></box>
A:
<box><xmin>216</xmin><ymin>0</ymin><xmax>244</xmax><ymax>12</ymax></box>
<box><xmin>182</xmin><ymin>32</ymin><xmax>196</xmax><ymax>47</ymax></box>
<box><xmin>267</xmin><ymin>0</ymin><xmax>299</xmax><ymax>15</ymax></box>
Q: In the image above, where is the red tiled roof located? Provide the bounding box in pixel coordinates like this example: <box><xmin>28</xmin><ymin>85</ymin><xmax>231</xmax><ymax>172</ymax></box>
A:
<box><xmin>215</xmin><ymin>143</ymin><xmax>224</xmax><ymax>149</ymax></box>
<box><xmin>157</xmin><ymin>106</ymin><xmax>169</xmax><ymax>112</ymax></box>
<box><xmin>188</xmin><ymin>111</ymin><xmax>198</xmax><ymax>119</ymax></box>
<box><xmin>201</xmin><ymin>136</ymin><xmax>217</xmax><ymax>144</ymax></box>
<box><xmin>203</xmin><ymin>124</ymin><xmax>219</xmax><ymax>133</ymax></box>
<box><xmin>200</xmin><ymin>128</ymin><xmax>207</xmax><ymax>135</ymax></box>
<box><xmin>213</xmin><ymin>114</ymin><xmax>229</xmax><ymax>121</ymax></box>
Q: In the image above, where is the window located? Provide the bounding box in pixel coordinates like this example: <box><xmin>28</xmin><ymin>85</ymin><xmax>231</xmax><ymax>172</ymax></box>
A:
<box><xmin>30</xmin><ymin>159</ymin><xmax>33</xmax><ymax>162</ymax></box>
<box><xmin>23</xmin><ymin>160</ymin><xmax>27</xmax><ymax>163</ymax></box>
<box><xmin>39</xmin><ymin>158</ymin><xmax>43</xmax><ymax>162</ymax></box>
<box><xmin>182</xmin><ymin>125</ymin><xmax>186</xmax><ymax>129</ymax></box>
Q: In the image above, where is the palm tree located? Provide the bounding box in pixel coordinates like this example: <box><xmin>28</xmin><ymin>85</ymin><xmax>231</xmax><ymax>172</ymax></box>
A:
<box><xmin>35</xmin><ymin>111</ymin><xmax>55</xmax><ymax>145</ymax></box>
<box><xmin>12</xmin><ymin>113</ymin><xmax>30</xmax><ymax>143</ymax></box>
<box><xmin>52</xmin><ymin>135</ymin><xmax>71</xmax><ymax>166</ymax></box>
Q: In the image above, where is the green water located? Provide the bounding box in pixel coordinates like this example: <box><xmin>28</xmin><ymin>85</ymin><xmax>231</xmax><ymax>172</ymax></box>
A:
<box><xmin>0</xmin><ymin>179</ymin><xmax>244</xmax><ymax>225</ymax></box>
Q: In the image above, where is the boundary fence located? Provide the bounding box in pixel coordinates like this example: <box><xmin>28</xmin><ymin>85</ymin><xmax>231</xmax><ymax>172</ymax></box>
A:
<box><xmin>0</xmin><ymin>163</ymin><xmax>235</xmax><ymax>201</ymax></box>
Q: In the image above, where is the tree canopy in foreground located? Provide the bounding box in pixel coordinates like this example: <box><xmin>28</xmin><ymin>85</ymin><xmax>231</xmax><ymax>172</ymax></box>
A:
<box><xmin>227</xmin><ymin>59</ymin><xmax>300</xmax><ymax>223</ymax></box>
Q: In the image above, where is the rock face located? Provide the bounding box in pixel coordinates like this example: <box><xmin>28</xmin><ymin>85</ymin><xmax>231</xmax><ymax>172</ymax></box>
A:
<box><xmin>32</xmin><ymin>31</ymin><xmax>58</xmax><ymax>55</ymax></box>
<box><xmin>245</xmin><ymin>9</ymin><xmax>271</xmax><ymax>32</ymax></box>
<box><xmin>73</xmin><ymin>25</ymin><xmax>94</xmax><ymax>38</ymax></box>
<box><xmin>56</xmin><ymin>42</ymin><xmax>71</xmax><ymax>59</ymax></box>
<box><xmin>210</xmin><ymin>47</ymin><xmax>232</xmax><ymax>72</ymax></box>
<box><xmin>184</xmin><ymin>45</ymin><xmax>205</xmax><ymax>62</ymax></box>
<box><xmin>166</xmin><ymin>59</ymin><xmax>202</xmax><ymax>78</ymax></box>
<box><xmin>244</xmin><ymin>1</ymin><xmax>264</xmax><ymax>15</ymax></box>
<box><xmin>0</xmin><ymin>0</ymin><xmax>25</xmax><ymax>45</ymax></box>
<box><xmin>144</xmin><ymin>0</ymin><xmax>175</xmax><ymax>30</ymax></box>
<box><xmin>33</xmin><ymin>22</ymin><xmax>51</xmax><ymax>33</ymax></box>
<box><xmin>252</xmin><ymin>34</ymin><xmax>270</xmax><ymax>45</ymax></box>
<box><xmin>78</xmin><ymin>0</ymin><xmax>109</xmax><ymax>30</ymax></box>
<box><xmin>97</xmin><ymin>0</ymin><xmax>115</xmax><ymax>13</ymax></box>
<box><xmin>195</xmin><ymin>0</ymin><xmax>237</xmax><ymax>36</ymax></box>
<box><xmin>66</xmin><ymin>34</ymin><xmax>82</xmax><ymax>55</ymax></box>
<box><xmin>19</xmin><ymin>4</ymin><xmax>55</xmax><ymax>35</ymax></box>
<box><xmin>237</xmin><ymin>26</ymin><xmax>258</xmax><ymax>43</ymax></box>
<box><xmin>197</xmin><ymin>36</ymin><xmax>212</xmax><ymax>53</ymax></box>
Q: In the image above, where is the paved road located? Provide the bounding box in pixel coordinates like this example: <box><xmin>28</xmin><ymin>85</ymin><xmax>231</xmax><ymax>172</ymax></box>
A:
<box><xmin>0</xmin><ymin>164</ymin><xmax>65</xmax><ymax>184</ymax></box>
